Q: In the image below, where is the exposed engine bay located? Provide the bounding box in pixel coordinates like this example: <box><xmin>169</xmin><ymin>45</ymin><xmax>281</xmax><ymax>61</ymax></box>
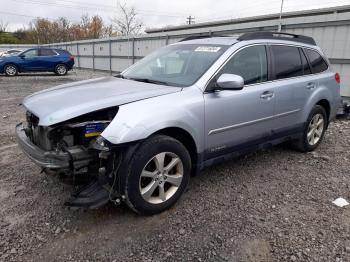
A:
<box><xmin>22</xmin><ymin>107</ymin><xmax>123</xmax><ymax>209</ymax></box>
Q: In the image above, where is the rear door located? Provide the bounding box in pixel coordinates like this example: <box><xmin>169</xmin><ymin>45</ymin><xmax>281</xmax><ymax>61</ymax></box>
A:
<box><xmin>204</xmin><ymin>45</ymin><xmax>276</xmax><ymax>160</ymax></box>
<box><xmin>270</xmin><ymin>44</ymin><xmax>316</xmax><ymax>135</ymax></box>
<box><xmin>38</xmin><ymin>48</ymin><xmax>58</xmax><ymax>71</ymax></box>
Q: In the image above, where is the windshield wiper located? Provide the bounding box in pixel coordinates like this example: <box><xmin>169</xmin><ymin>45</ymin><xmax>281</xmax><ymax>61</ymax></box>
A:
<box><xmin>126</xmin><ymin>77</ymin><xmax>170</xmax><ymax>86</ymax></box>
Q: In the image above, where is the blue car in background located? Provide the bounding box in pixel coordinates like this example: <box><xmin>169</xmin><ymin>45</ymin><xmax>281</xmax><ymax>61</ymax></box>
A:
<box><xmin>0</xmin><ymin>48</ymin><xmax>75</xmax><ymax>76</ymax></box>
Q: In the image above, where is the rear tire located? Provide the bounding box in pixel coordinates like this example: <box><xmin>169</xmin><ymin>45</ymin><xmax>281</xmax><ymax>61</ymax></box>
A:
<box><xmin>292</xmin><ymin>105</ymin><xmax>328</xmax><ymax>152</ymax></box>
<box><xmin>4</xmin><ymin>64</ymin><xmax>18</xmax><ymax>76</ymax></box>
<box><xmin>124</xmin><ymin>135</ymin><xmax>191</xmax><ymax>215</ymax></box>
<box><xmin>54</xmin><ymin>64</ymin><xmax>68</xmax><ymax>76</ymax></box>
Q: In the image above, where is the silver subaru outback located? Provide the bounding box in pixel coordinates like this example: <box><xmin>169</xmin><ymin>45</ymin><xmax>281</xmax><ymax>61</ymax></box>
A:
<box><xmin>16</xmin><ymin>32</ymin><xmax>341</xmax><ymax>215</ymax></box>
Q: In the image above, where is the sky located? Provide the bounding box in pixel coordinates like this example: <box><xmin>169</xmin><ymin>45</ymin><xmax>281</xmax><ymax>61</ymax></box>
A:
<box><xmin>1</xmin><ymin>0</ymin><xmax>350</xmax><ymax>32</ymax></box>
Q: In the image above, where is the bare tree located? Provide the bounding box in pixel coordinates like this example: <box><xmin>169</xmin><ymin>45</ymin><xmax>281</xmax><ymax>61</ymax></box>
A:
<box><xmin>24</xmin><ymin>15</ymin><xmax>112</xmax><ymax>44</ymax></box>
<box><xmin>111</xmin><ymin>2</ymin><xmax>143</xmax><ymax>36</ymax></box>
<box><xmin>56</xmin><ymin>17</ymin><xmax>71</xmax><ymax>42</ymax></box>
<box><xmin>0</xmin><ymin>20</ymin><xmax>8</xmax><ymax>32</ymax></box>
<box><xmin>1</xmin><ymin>15</ymin><xmax>112</xmax><ymax>44</ymax></box>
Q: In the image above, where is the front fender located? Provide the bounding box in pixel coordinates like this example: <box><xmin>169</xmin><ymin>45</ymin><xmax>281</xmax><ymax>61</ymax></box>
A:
<box><xmin>101</xmin><ymin>87</ymin><xmax>205</xmax><ymax>153</ymax></box>
<box><xmin>0</xmin><ymin>61</ymin><xmax>18</xmax><ymax>72</ymax></box>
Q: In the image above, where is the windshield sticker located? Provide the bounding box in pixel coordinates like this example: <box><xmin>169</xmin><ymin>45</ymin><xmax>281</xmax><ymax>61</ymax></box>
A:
<box><xmin>195</xmin><ymin>46</ymin><xmax>221</xmax><ymax>52</ymax></box>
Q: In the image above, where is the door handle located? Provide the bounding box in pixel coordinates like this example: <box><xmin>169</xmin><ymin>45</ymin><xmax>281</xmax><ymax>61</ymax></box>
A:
<box><xmin>306</xmin><ymin>82</ymin><xmax>316</xmax><ymax>89</ymax></box>
<box><xmin>260</xmin><ymin>91</ymin><xmax>274</xmax><ymax>99</ymax></box>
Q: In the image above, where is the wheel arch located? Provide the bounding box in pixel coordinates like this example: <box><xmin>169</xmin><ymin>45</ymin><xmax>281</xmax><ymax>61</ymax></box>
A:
<box><xmin>3</xmin><ymin>62</ymin><xmax>19</xmax><ymax>72</ymax></box>
<box><xmin>316</xmin><ymin>99</ymin><xmax>330</xmax><ymax>122</ymax></box>
<box><xmin>302</xmin><ymin>85</ymin><xmax>333</xmax><ymax>124</ymax></box>
<box><xmin>55</xmin><ymin>62</ymin><xmax>68</xmax><ymax>68</ymax></box>
<box><xmin>153</xmin><ymin>127</ymin><xmax>198</xmax><ymax>175</ymax></box>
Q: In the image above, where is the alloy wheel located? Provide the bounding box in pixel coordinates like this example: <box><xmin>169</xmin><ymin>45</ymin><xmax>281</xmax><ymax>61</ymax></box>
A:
<box><xmin>56</xmin><ymin>65</ymin><xmax>67</xmax><ymax>75</ymax></box>
<box><xmin>139</xmin><ymin>152</ymin><xmax>184</xmax><ymax>204</ymax></box>
<box><xmin>5</xmin><ymin>65</ymin><xmax>17</xmax><ymax>76</ymax></box>
<box><xmin>307</xmin><ymin>113</ymin><xmax>325</xmax><ymax>146</ymax></box>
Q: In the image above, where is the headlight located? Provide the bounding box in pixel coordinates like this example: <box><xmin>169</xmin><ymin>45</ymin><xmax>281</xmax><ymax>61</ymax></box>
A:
<box><xmin>92</xmin><ymin>136</ymin><xmax>110</xmax><ymax>151</ymax></box>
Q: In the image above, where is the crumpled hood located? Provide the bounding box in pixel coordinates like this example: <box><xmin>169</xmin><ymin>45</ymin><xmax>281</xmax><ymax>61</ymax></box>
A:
<box><xmin>23</xmin><ymin>76</ymin><xmax>181</xmax><ymax>126</ymax></box>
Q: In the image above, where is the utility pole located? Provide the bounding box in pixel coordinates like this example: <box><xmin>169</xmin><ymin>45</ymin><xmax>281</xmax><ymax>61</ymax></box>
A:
<box><xmin>187</xmin><ymin>16</ymin><xmax>195</xmax><ymax>25</ymax></box>
<box><xmin>278</xmin><ymin>0</ymin><xmax>284</xmax><ymax>32</ymax></box>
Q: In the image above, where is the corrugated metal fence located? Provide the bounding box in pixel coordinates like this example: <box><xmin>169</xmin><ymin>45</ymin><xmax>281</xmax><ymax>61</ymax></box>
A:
<box><xmin>50</xmin><ymin>36</ymin><xmax>184</xmax><ymax>73</ymax></box>
<box><xmin>1</xmin><ymin>5</ymin><xmax>350</xmax><ymax>96</ymax></box>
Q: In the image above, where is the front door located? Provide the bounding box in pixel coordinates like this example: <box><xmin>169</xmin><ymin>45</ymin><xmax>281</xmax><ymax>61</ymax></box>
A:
<box><xmin>19</xmin><ymin>49</ymin><xmax>40</xmax><ymax>71</ymax></box>
<box><xmin>204</xmin><ymin>45</ymin><xmax>275</xmax><ymax>160</ymax></box>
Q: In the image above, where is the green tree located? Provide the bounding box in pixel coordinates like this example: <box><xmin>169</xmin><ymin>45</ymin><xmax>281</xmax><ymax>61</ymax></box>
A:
<box><xmin>0</xmin><ymin>32</ymin><xmax>20</xmax><ymax>44</ymax></box>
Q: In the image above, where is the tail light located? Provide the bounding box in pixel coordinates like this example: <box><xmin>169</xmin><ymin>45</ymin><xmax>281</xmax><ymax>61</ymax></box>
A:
<box><xmin>335</xmin><ymin>72</ymin><xmax>340</xmax><ymax>84</ymax></box>
<box><xmin>70</xmin><ymin>55</ymin><xmax>74</xmax><ymax>61</ymax></box>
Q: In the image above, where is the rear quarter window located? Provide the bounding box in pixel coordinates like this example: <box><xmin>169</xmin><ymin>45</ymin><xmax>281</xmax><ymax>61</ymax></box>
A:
<box><xmin>305</xmin><ymin>49</ymin><xmax>328</xmax><ymax>74</ymax></box>
<box><xmin>56</xmin><ymin>49</ymin><xmax>72</xmax><ymax>56</ymax></box>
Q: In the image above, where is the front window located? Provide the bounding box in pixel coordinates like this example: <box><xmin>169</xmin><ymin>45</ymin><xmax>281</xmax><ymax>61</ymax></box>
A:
<box><xmin>215</xmin><ymin>45</ymin><xmax>268</xmax><ymax>85</ymax></box>
<box><xmin>21</xmin><ymin>49</ymin><xmax>38</xmax><ymax>58</ymax></box>
<box><xmin>122</xmin><ymin>44</ymin><xmax>228</xmax><ymax>87</ymax></box>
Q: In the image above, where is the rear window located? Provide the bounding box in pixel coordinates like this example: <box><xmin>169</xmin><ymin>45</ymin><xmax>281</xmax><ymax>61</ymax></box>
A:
<box><xmin>271</xmin><ymin>45</ymin><xmax>303</xmax><ymax>80</ymax></box>
<box><xmin>305</xmin><ymin>49</ymin><xmax>328</xmax><ymax>74</ymax></box>
<box><xmin>39</xmin><ymin>49</ymin><xmax>57</xmax><ymax>56</ymax></box>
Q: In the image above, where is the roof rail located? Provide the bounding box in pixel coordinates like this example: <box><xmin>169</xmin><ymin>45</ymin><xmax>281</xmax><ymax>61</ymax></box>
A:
<box><xmin>179</xmin><ymin>34</ymin><xmax>230</xmax><ymax>42</ymax></box>
<box><xmin>237</xmin><ymin>31</ymin><xmax>316</xmax><ymax>45</ymax></box>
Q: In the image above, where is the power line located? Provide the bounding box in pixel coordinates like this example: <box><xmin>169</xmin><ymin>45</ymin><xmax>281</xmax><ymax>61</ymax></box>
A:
<box><xmin>10</xmin><ymin>0</ymin><xmax>186</xmax><ymax>18</ymax></box>
<box><xmin>4</xmin><ymin>0</ymin><xmax>348</xmax><ymax>30</ymax></box>
<box><xmin>0</xmin><ymin>10</ymin><xmax>49</xmax><ymax>19</ymax></box>
<box><xmin>203</xmin><ymin>0</ymin><xmax>282</xmax><ymax>18</ymax></box>
<box><xmin>192</xmin><ymin>0</ymin><xmax>349</xmax><ymax>23</ymax></box>
<box><xmin>58</xmin><ymin>0</ymin><xmax>186</xmax><ymax>16</ymax></box>
<box><xmin>0</xmin><ymin>10</ymin><xmax>80</xmax><ymax>23</ymax></box>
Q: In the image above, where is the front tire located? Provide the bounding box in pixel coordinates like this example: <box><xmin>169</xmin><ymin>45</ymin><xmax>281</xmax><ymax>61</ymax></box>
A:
<box><xmin>124</xmin><ymin>135</ymin><xmax>191</xmax><ymax>215</ymax></box>
<box><xmin>292</xmin><ymin>105</ymin><xmax>328</xmax><ymax>152</ymax></box>
<box><xmin>4</xmin><ymin>64</ymin><xmax>18</xmax><ymax>76</ymax></box>
<box><xmin>54</xmin><ymin>64</ymin><xmax>68</xmax><ymax>76</ymax></box>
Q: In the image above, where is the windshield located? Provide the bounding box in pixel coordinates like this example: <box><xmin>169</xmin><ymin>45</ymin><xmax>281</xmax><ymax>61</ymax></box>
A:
<box><xmin>122</xmin><ymin>44</ymin><xmax>228</xmax><ymax>87</ymax></box>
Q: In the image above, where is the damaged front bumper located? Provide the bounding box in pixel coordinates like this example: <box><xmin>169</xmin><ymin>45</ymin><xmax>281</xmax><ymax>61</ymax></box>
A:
<box><xmin>16</xmin><ymin>123</ymin><xmax>70</xmax><ymax>169</ymax></box>
<box><xmin>16</xmin><ymin>122</ymin><xmax>127</xmax><ymax>209</ymax></box>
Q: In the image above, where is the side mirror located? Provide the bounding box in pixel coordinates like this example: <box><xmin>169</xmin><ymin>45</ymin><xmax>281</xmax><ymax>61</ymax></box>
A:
<box><xmin>19</xmin><ymin>54</ymin><xmax>25</xmax><ymax>58</ymax></box>
<box><xmin>216</xmin><ymin>74</ymin><xmax>244</xmax><ymax>90</ymax></box>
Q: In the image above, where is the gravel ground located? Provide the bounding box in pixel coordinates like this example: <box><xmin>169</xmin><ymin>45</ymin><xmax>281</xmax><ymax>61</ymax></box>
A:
<box><xmin>1</xmin><ymin>69</ymin><xmax>350</xmax><ymax>262</ymax></box>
